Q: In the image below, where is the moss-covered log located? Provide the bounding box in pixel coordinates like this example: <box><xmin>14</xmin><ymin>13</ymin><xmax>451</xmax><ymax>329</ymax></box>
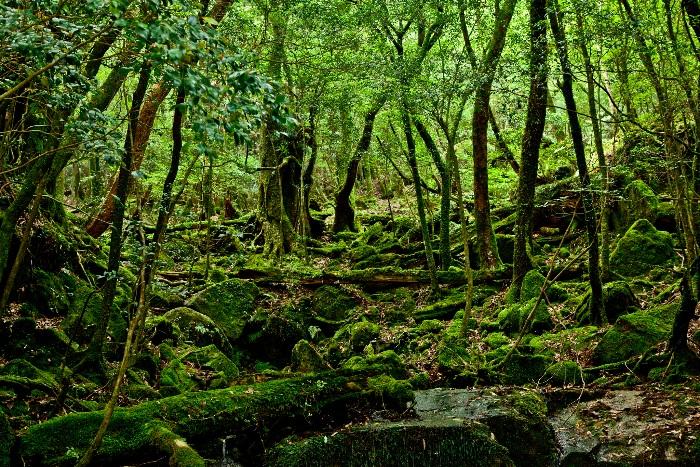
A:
<box><xmin>20</xmin><ymin>373</ymin><xmax>366</xmax><ymax>466</ymax></box>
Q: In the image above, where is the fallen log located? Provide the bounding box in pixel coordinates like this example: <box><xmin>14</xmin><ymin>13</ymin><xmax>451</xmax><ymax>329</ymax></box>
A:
<box><xmin>20</xmin><ymin>372</ymin><xmax>371</xmax><ymax>466</ymax></box>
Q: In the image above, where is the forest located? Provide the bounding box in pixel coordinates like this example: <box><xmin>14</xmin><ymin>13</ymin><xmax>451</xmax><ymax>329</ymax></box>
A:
<box><xmin>1</xmin><ymin>0</ymin><xmax>700</xmax><ymax>465</ymax></box>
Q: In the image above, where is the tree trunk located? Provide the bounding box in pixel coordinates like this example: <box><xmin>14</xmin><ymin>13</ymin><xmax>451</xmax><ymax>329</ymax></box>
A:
<box><xmin>511</xmin><ymin>0</ymin><xmax>548</xmax><ymax>298</ymax></box>
<box><xmin>414</xmin><ymin>118</ymin><xmax>451</xmax><ymax>270</ymax></box>
<box><xmin>82</xmin><ymin>64</ymin><xmax>151</xmax><ymax>365</ymax></box>
<box><xmin>549</xmin><ymin>0</ymin><xmax>605</xmax><ymax>324</ymax></box>
<box><xmin>333</xmin><ymin>96</ymin><xmax>385</xmax><ymax>233</ymax></box>
<box><xmin>401</xmin><ymin>110</ymin><xmax>439</xmax><ymax>294</ymax></box>
<box><xmin>471</xmin><ymin>0</ymin><xmax>518</xmax><ymax>270</ymax></box>
<box><xmin>259</xmin><ymin>9</ymin><xmax>294</xmax><ymax>257</ymax></box>
<box><xmin>575</xmin><ymin>9</ymin><xmax>610</xmax><ymax>283</ymax></box>
<box><xmin>85</xmin><ymin>0</ymin><xmax>234</xmax><ymax>237</ymax></box>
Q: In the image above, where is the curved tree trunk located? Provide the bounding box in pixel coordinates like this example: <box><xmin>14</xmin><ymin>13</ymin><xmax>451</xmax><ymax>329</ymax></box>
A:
<box><xmin>85</xmin><ymin>0</ymin><xmax>235</xmax><ymax>238</ymax></box>
<box><xmin>549</xmin><ymin>0</ymin><xmax>605</xmax><ymax>324</ymax></box>
<box><xmin>333</xmin><ymin>96</ymin><xmax>386</xmax><ymax>233</ymax></box>
<box><xmin>471</xmin><ymin>0</ymin><xmax>518</xmax><ymax>270</ymax></box>
<box><xmin>511</xmin><ymin>0</ymin><xmax>548</xmax><ymax>298</ymax></box>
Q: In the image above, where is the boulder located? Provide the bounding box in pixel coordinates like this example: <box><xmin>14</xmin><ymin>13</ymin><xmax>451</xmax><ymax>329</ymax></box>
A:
<box><xmin>185</xmin><ymin>279</ymin><xmax>259</xmax><ymax>341</ymax></box>
<box><xmin>593</xmin><ymin>302</ymin><xmax>677</xmax><ymax>364</ymax></box>
<box><xmin>610</xmin><ymin>219</ymin><xmax>674</xmax><ymax>277</ymax></box>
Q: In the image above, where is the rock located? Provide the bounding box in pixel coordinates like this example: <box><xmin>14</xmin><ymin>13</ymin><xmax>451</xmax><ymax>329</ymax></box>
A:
<box><xmin>550</xmin><ymin>389</ymin><xmax>700</xmax><ymax>465</ymax></box>
<box><xmin>341</xmin><ymin>351</ymin><xmax>406</xmax><ymax>379</ymax></box>
<box><xmin>577</xmin><ymin>281</ymin><xmax>639</xmax><ymax>324</ymax></box>
<box><xmin>153</xmin><ymin>307</ymin><xmax>232</xmax><ymax>354</ymax></box>
<box><xmin>366</xmin><ymin>375</ymin><xmax>414</xmax><ymax>408</ymax></box>
<box><xmin>246</xmin><ymin>303</ymin><xmax>308</xmax><ymax>364</ymax></box>
<box><xmin>267</xmin><ymin>419</ymin><xmax>514</xmax><ymax>467</ymax></box>
<box><xmin>498</xmin><ymin>298</ymin><xmax>553</xmax><ymax>334</ymax></box>
<box><xmin>610</xmin><ymin>219</ymin><xmax>674</xmax><ymax>277</ymax></box>
<box><xmin>185</xmin><ymin>279</ymin><xmax>259</xmax><ymax>341</ymax></box>
<box><xmin>349</xmin><ymin>321</ymin><xmax>380</xmax><ymax>350</ymax></box>
<box><xmin>181</xmin><ymin>345</ymin><xmax>239</xmax><ymax>389</ymax></box>
<box><xmin>311</xmin><ymin>285</ymin><xmax>357</xmax><ymax>321</ymax></box>
<box><xmin>499</xmin><ymin>352</ymin><xmax>550</xmax><ymax>385</ymax></box>
<box><xmin>545</xmin><ymin>361</ymin><xmax>583</xmax><ymax>386</ymax></box>
<box><xmin>621</xmin><ymin>179</ymin><xmax>659</xmax><ymax>227</ymax></box>
<box><xmin>0</xmin><ymin>359</ymin><xmax>58</xmax><ymax>395</ymax></box>
<box><xmin>413</xmin><ymin>388</ymin><xmax>556</xmax><ymax>467</ymax></box>
<box><xmin>0</xmin><ymin>408</ymin><xmax>13</xmax><ymax>467</ymax></box>
<box><xmin>592</xmin><ymin>302</ymin><xmax>677</xmax><ymax>364</ymax></box>
<box><xmin>290</xmin><ymin>339</ymin><xmax>329</xmax><ymax>373</ymax></box>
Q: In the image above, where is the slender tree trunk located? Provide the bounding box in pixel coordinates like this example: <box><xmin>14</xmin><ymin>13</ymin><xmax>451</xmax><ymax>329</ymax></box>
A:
<box><xmin>333</xmin><ymin>96</ymin><xmax>385</xmax><ymax>233</ymax></box>
<box><xmin>82</xmin><ymin>64</ymin><xmax>151</xmax><ymax>366</ymax></box>
<box><xmin>414</xmin><ymin>118</ymin><xmax>451</xmax><ymax>270</ymax></box>
<box><xmin>401</xmin><ymin>109</ymin><xmax>439</xmax><ymax>294</ymax></box>
<box><xmin>575</xmin><ymin>9</ymin><xmax>610</xmax><ymax>282</ymax></box>
<box><xmin>85</xmin><ymin>0</ymin><xmax>234</xmax><ymax>237</ymax></box>
<box><xmin>471</xmin><ymin>0</ymin><xmax>518</xmax><ymax>270</ymax></box>
<box><xmin>550</xmin><ymin>0</ymin><xmax>605</xmax><ymax>324</ymax></box>
<box><xmin>511</xmin><ymin>0</ymin><xmax>548</xmax><ymax>298</ymax></box>
<box><xmin>300</xmin><ymin>105</ymin><xmax>318</xmax><ymax>241</ymax></box>
<box><xmin>77</xmin><ymin>86</ymin><xmax>186</xmax><ymax>467</ymax></box>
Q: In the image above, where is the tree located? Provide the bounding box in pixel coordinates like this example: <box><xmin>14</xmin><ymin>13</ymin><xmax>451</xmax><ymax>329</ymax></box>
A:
<box><xmin>471</xmin><ymin>0</ymin><xmax>518</xmax><ymax>271</ymax></box>
<box><xmin>511</xmin><ymin>0</ymin><xmax>548</xmax><ymax>298</ymax></box>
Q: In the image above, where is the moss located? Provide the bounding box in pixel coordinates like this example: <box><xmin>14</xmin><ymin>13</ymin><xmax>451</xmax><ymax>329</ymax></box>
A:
<box><xmin>622</xmin><ymin>179</ymin><xmax>659</xmax><ymax>226</ymax></box>
<box><xmin>367</xmin><ymin>375</ymin><xmax>414</xmax><ymax>408</ymax></box>
<box><xmin>267</xmin><ymin>419</ymin><xmax>514</xmax><ymax>466</ymax></box>
<box><xmin>350</xmin><ymin>321</ymin><xmax>380</xmax><ymax>350</ymax></box>
<box><xmin>416</xmin><ymin>319</ymin><xmax>444</xmax><ymax>334</ymax></box>
<box><xmin>0</xmin><ymin>409</ymin><xmax>12</xmax><ymax>467</ymax></box>
<box><xmin>529</xmin><ymin>326</ymin><xmax>599</xmax><ymax>354</ymax></box>
<box><xmin>152</xmin><ymin>307</ymin><xmax>232</xmax><ymax>354</ymax></box>
<box><xmin>592</xmin><ymin>302</ymin><xmax>677</xmax><ymax>364</ymax></box>
<box><xmin>0</xmin><ymin>359</ymin><xmax>58</xmax><ymax>394</ymax></box>
<box><xmin>415</xmin><ymin>293</ymin><xmax>466</xmax><ymax>321</ymax></box>
<box><xmin>62</xmin><ymin>278</ymin><xmax>128</xmax><ymax>345</ymax></box>
<box><xmin>290</xmin><ymin>339</ymin><xmax>328</xmax><ymax>373</ymax></box>
<box><xmin>21</xmin><ymin>374</ymin><xmax>360</xmax><ymax>466</ymax></box>
<box><xmin>184</xmin><ymin>279</ymin><xmax>259</xmax><ymax>341</ymax></box>
<box><xmin>577</xmin><ymin>281</ymin><xmax>639</xmax><ymax>324</ymax></box>
<box><xmin>498</xmin><ymin>352</ymin><xmax>551</xmax><ymax>385</ymax></box>
<box><xmin>181</xmin><ymin>345</ymin><xmax>238</xmax><ymax>388</ymax></box>
<box><xmin>159</xmin><ymin>358</ymin><xmax>197</xmax><ymax>396</ymax></box>
<box><xmin>498</xmin><ymin>298</ymin><xmax>552</xmax><ymax>334</ymax></box>
<box><xmin>545</xmin><ymin>361</ymin><xmax>583</xmax><ymax>386</ymax></box>
<box><xmin>485</xmin><ymin>332</ymin><xmax>510</xmax><ymax>349</ymax></box>
<box><xmin>436</xmin><ymin>317</ymin><xmax>475</xmax><ymax>376</ymax></box>
<box><xmin>341</xmin><ymin>351</ymin><xmax>406</xmax><ymax>379</ymax></box>
<box><xmin>610</xmin><ymin>219</ymin><xmax>675</xmax><ymax>277</ymax></box>
<box><xmin>311</xmin><ymin>285</ymin><xmax>357</xmax><ymax>321</ymax></box>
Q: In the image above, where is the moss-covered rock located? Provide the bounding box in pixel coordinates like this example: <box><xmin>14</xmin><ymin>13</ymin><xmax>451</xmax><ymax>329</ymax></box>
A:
<box><xmin>0</xmin><ymin>359</ymin><xmax>58</xmax><ymax>394</ymax></box>
<box><xmin>267</xmin><ymin>419</ymin><xmax>514</xmax><ymax>467</ymax></box>
<box><xmin>498</xmin><ymin>298</ymin><xmax>552</xmax><ymax>334</ymax></box>
<box><xmin>413</xmin><ymin>388</ymin><xmax>555</xmax><ymax>467</ymax></box>
<box><xmin>610</xmin><ymin>219</ymin><xmax>674</xmax><ymax>277</ymax></box>
<box><xmin>311</xmin><ymin>285</ymin><xmax>357</xmax><ymax>321</ymax></box>
<box><xmin>485</xmin><ymin>332</ymin><xmax>510</xmax><ymax>349</ymax></box>
<box><xmin>592</xmin><ymin>302</ymin><xmax>677</xmax><ymax>364</ymax></box>
<box><xmin>577</xmin><ymin>281</ymin><xmax>639</xmax><ymax>324</ymax></box>
<box><xmin>151</xmin><ymin>307</ymin><xmax>232</xmax><ymax>354</ymax></box>
<box><xmin>184</xmin><ymin>279</ymin><xmax>259</xmax><ymax>341</ymax></box>
<box><xmin>181</xmin><ymin>345</ymin><xmax>239</xmax><ymax>389</ymax></box>
<box><xmin>621</xmin><ymin>179</ymin><xmax>659</xmax><ymax>227</ymax></box>
<box><xmin>499</xmin><ymin>352</ymin><xmax>550</xmax><ymax>385</ymax></box>
<box><xmin>367</xmin><ymin>375</ymin><xmax>414</xmax><ymax>408</ymax></box>
<box><xmin>350</xmin><ymin>321</ymin><xmax>380</xmax><ymax>350</ymax></box>
<box><xmin>290</xmin><ymin>339</ymin><xmax>329</xmax><ymax>373</ymax></box>
<box><xmin>0</xmin><ymin>409</ymin><xmax>12</xmax><ymax>467</ymax></box>
<box><xmin>545</xmin><ymin>361</ymin><xmax>583</xmax><ymax>386</ymax></box>
<box><xmin>341</xmin><ymin>351</ymin><xmax>406</xmax><ymax>379</ymax></box>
